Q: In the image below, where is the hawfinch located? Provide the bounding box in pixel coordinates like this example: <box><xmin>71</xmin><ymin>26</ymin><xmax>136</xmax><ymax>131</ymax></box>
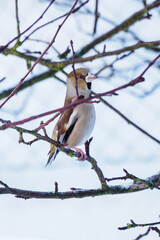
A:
<box><xmin>46</xmin><ymin>68</ymin><xmax>97</xmax><ymax>165</ymax></box>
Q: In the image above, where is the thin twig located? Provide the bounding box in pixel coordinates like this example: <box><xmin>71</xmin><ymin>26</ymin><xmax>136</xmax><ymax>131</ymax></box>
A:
<box><xmin>95</xmin><ymin>50</ymin><xmax>134</xmax><ymax>75</ymax></box>
<box><xmin>0</xmin><ymin>0</ymin><xmax>56</xmax><ymax>52</ymax></box>
<box><xmin>15</xmin><ymin>0</ymin><xmax>20</xmax><ymax>36</ymax></box>
<box><xmin>0</xmin><ymin>180</ymin><xmax>9</xmax><ymax>188</ymax></box>
<box><xmin>93</xmin><ymin>93</ymin><xmax>160</xmax><ymax>144</ymax></box>
<box><xmin>19</xmin><ymin>132</ymin><xmax>39</xmax><ymax>145</ymax></box>
<box><xmin>118</xmin><ymin>219</ymin><xmax>160</xmax><ymax>230</ymax></box>
<box><xmin>93</xmin><ymin>0</ymin><xmax>99</xmax><ymax>35</ymax></box>
<box><xmin>40</xmin><ymin>121</ymin><xmax>48</xmax><ymax>137</ymax></box>
<box><xmin>54</xmin><ymin>182</ymin><xmax>58</xmax><ymax>193</ymax></box>
<box><xmin>76</xmin><ymin>0</ymin><xmax>160</xmax><ymax>57</ymax></box>
<box><xmin>1</xmin><ymin>54</ymin><xmax>160</xmax><ymax>140</ymax></box>
<box><xmin>0</xmin><ymin>77</ymin><xmax>6</xmax><ymax>83</ymax></box>
<box><xmin>87</xmin><ymin>156</ymin><xmax>108</xmax><ymax>190</ymax></box>
<box><xmin>3</xmin><ymin>40</ymin><xmax>160</xmax><ymax>69</ymax></box>
<box><xmin>34</xmin><ymin>113</ymin><xmax>61</xmax><ymax>132</ymax></box>
<box><xmin>135</xmin><ymin>227</ymin><xmax>160</xmax><ymax>240</ymax></box>
<box><xmin>70</xmin><ymin>40</ymin><xmax>79</xmax><ymax>97</ymax></box>
<box><xmin>85</xmin><ymin>138</ymin><xmax>108</xmax><ymax>190</ymax></box>
<box><xmin>27</xmin><ymin>38</ymin><xmax>60</xmax><ymax>54</ymax></box>
<box><xmin>0</xmin><ymin>75</ymin><xmax>144</xmax><ymax>130</ymax></box>
<box><xmin>0</xmin><ymin>0</ymin><xmax>79</xmax><ymax>109</ymax></box>
<box><xmin>0</xmin><ymin>70</ymin><xmax>62</xmax><ymax>101</ymax></box>
<box><xmin>0</xmin><ymin>172</ymin><xmax>160</xmax><ymax>199</ymax></box>
<box><xmin>106</xmin><ymin>169</ymin><xmax>157</xmax><ymax>189</ymax></box>
<box><xmin>22</xmin><ymin>0</ymin><xmax>89</xmax><ymax>44</ymax></box>
<box><xmin>0</xmin><ymin>118</ymin><xmax>81</xmax><ymax>159</ymax></box>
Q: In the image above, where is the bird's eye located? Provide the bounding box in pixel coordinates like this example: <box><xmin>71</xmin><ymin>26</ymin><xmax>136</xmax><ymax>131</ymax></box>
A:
<box><xmin>78</xmin><ymin>74</ymin><xmax>85</xmax><ymax>80</ymax></box>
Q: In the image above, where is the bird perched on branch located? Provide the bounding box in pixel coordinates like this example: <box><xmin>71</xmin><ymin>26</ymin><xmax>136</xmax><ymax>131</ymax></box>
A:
<box><xmin>46</xmin><ymin>68</ymin><xmax>97</xmax><ymax>165</ymax></box>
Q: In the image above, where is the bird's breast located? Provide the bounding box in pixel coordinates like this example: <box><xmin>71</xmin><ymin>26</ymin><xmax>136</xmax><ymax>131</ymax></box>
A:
<box><xmin>66</xmin><ymin>103</ymin><xmax>96</xmax><ymax>147</ymax></box>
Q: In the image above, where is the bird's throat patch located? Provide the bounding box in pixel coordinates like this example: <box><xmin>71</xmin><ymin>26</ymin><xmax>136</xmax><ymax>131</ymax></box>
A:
<box><xmin>87</xmin><ymin>82</ymin><xmax>92</xmax><ymax>90</ymax></box>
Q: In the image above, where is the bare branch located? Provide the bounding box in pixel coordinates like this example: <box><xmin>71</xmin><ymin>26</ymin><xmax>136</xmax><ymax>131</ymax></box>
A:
<box><xmin>73</xmin><ymin>41</ymin><xmax>160</xmax><ymax>64</ymax></box>
<box><xmin>70</xmin><ymin>40</ymin><xmax>79</xmax><ymax>97</ymax></box>
<box><xmin>22</xmin><ymin>0</ymin><xmax>89</xmax><ymax>44</ymax></box>
<box><xmin>19</xmin><ymin>132</ymin><xmax>39</xmax><ymax>145</ymax></box>
<box><xmin>54</xmin><ymin>182</ymin><xmax>58</xmax><ymax>193</ymax></box>
<box><xmin>76</xmin><ymin>0</ymin><xmax>160</xmax><ymax>57</ymax></box>
<box><xmin>34</xmin><ymin>113</ymin><xmax>61</xmax><ymax>132</ymax></box>
<box><xmin>106</xmin><ymin>168</ymin><xmax>159</xmax><ymax>189</ymax></box>
<box><xmin>1</xmin><ymin>115</ymin><xmax>159</xmax><ymax>195</ymax></box>
<box><xmin>0</xmin><ymin>171</ymin><xmax>159</xmax><ymax>199</ymax></box>
<box><xmin>3</xmin><ymin>40</ymin><xmax>160</xmax><ymax>69</ymax></box>
<box><xmin>1</xmin><ymin>55</ymin><xmax>155</xmax><ymax>131</ymax></box>
<box><xmin>85</xmin><ymin>138</ymin><xmax>108</xmax><ymax>190</ymax></box>
<box><xmin>119</xmin><ymin>219</ymin><xmax>160</xmax><ymax>240</ymax></box>
<box><xmin>119</xmin><ymin>219</ymin><xmax>160</xmax><ymax>231</ymax></box>
<box><xmin>0</xmin><ymin>0</ymin><xmax>79</xmax><ymax>109</ymax></box>
<box><xmin>93</xmin><ymin>93</ymin><xmax>160</xmax><ymax>144</ymax></box>
<box><xmin>0</xmin><ymin>118</ymin><xmax>81</xmax><ymax>159</ymax></box>
<box><xmin>0</xmin><ymin>77</ymin><xmax>6</xmax><ymax>83</ymax></box>
<box><xmin>0</xmin><ymin>0</ymin><xmax>56</xmax><ymax>52</ymax></box>
<box><xmin>15</xmin><ymin>0</ymin><xmax>20</xmax><ymax>36</ymax></box>
<box><xmin>134</xmin><ymin>227</ymin><xmax>160</xmax><ymax>240</ymax></box>
<box><xmin>93</xmin><ymin>0</ymin><xmax>99</xmax><ymax>35</ymax></box>
<box><xmin>0</xmin><ymin>70</ymin><xmax>57</xmax><ymax>101</ymax></box>
<box><xmin>0</xmin><ymin>180</ymin><xmax>9</xmax><ymax>188</ymax></box>
<box><xmin>87</xmin><ymin>155</ymin><xmax>108</xmax><ymax>191</ymax></box>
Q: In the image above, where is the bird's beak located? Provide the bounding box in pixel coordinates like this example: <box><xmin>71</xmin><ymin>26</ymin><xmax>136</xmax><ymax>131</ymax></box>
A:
<box><xmin>85</xmin><ymin>72</ymin><xmax>98</xmax><ymax>82</ymax></box>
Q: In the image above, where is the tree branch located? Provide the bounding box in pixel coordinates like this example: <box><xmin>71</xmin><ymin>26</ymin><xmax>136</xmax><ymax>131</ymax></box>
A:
<box><xmin>76</xmin><ymin>0</ymin><xmax>160</xmax><ymax>57</ymax></box>
<box><xmin>1</xmin><ymin>41</ymin><xmax>159</xmax><ymax>103</ymax></box>
<box><xmin>70</xmin><ymin>40</ymin><xmax>79</xmax><ymax>97</ymax></box>
<box><xmin>119</xmin><ymin>219</ymin><xmax>160</xmax><ymax>231</ymax></box>
<box><xmin>119</xmin><ymin>219</ymin><xmax>160</xmax><ymax>240</ymax></box>
<box><xmin>3</xmin><ymin>45</ymin><xmax>158</xmax><ymax>131</ymax></box>
<box><xmin>1</xmin><ymin>115</ymin><xmax>159</xmax><ymax>195</ymax></box>
<box><xmin>0</xmin><ymin>118</ymin><xmax>83</xmax><ymax>159</ymax></box>
<box><xmin>0</xmin><ymin>74</ymin><xmax>145</xmax><ymax>130</ymax></box>
<box><xmin>0</xmin><ymin>0</ymin><xmax>79</xmax><ymax>109</ymax></box>
<box><xmin>93</xmin><ymin>0</ymin><xmax>99</xmax><ymax>35</ymax></box>
<box><xmin>106</xmin><ymin>168</ymin><xmax>159</xmax><ymax>189</ymax></box>
<box><xmin>0</xmin><ymin>0</ymin><xmax>56</xmax><ymax>52</ymax></box>
<box><xmin>73</xmin><ymin>40</ymin><xmax>160</xmax><ymax>64</ymax></box>
<box><xmin>0</xmin><ymin>171</ymin><xmax>159</xmax><ymax>199</ymax></box>
<box><xmin>15</xmin><ymin>0</ymin><xmax>20</xmax><ymax>36</ymax></box>
<box><xmin>3</xmin><ymin>40</ymin><xmax>160</xmax><ymax>70</ymax></box>
<box><xmin>93</xmin><ymin>93</ymin><xmax>160</xmax><ymax>144</ymax></box>
<box><xmin>22</xmin><ymin>0</ymin><xmax>89</xmax><ymax>44</ymax></box>
<box><xmin>0</xmin><ymin>70</ymin><xmax>58</xmax><ymax>100</ymax></box>
<box><xmin>135</xmin><ymin>227</ymin><xmax>160</xmax><ymax>240</ymax></box>
<box><xmin>1</xmin><ymin>50</ymin><xmax>159</xmax><ymax>132</ymax></box>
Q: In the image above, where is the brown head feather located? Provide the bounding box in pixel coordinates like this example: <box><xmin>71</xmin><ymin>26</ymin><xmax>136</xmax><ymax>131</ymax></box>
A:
<box><xmin>67</xmin><ymin>68</ymin><xmax>90</xmax><ymax>96</ymax></box>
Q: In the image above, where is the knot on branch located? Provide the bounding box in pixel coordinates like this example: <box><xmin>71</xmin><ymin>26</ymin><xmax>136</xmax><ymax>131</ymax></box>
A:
<box><xmin>128</xmin><ymin>76</ymin><xmax>145</xmax><ymax>87</ymax></box>
<box><xmin>0</xmin><ymin>180</ymin><xmax>9</xmax><ymax>189</ymax></box>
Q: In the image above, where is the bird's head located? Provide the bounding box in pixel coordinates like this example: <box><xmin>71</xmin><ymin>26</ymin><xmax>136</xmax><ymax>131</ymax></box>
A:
<box><xmin>67</xmin><ymin>68</ymin><xmax>98</xmax><ymax>98</ymax></box>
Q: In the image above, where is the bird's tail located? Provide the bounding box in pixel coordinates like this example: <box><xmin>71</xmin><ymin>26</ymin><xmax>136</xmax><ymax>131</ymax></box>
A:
<box><xmin>46</xmin><ymin>147</ymin><xmax>59</xmax><ymax>167</ymax></box>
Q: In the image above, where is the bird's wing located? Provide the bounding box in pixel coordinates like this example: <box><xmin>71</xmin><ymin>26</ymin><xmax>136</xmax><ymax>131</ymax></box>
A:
<box><xmin>47</xmin><ymin>99</ymin><xmax>79</xmax><ymax>165</ymax></box>
<box><xmin>56</xmin><ymin>96</ymin><xmax>79</xmax><ymax>143</ymax></box>
<box><xmin>57</xmin><ymin>108</ymin><xmax>79</xmax><ymax>144</ymax></box>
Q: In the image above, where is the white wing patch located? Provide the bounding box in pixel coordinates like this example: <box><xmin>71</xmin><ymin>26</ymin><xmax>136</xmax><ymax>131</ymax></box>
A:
<box><xmin>59</xmin><ymin>110</ymin><xmax>79</xmax><ymax>144</ymax></box>
<box><xmin>59</xmin><ymin>133</ymin><xmax>65</xmax><ymax>144</ymax></box>
<box><xmin>64</xmin><ymin>110</ymin><xmax>79</xmax><ymax>130</ymax></box>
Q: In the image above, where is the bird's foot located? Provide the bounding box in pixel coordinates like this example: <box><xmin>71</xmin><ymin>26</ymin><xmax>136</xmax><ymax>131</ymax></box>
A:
<box><xmin>73</xmin><ymin>147</ymin><xmax>87</xmax><ymax>161</ymax></box>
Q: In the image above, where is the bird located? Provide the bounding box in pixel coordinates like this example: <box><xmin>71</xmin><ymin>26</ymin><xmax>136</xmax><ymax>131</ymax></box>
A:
<box><xmin>46</xmin><ymin>68</ymin><xmax>97</xmax><ymax>165</ymax></box>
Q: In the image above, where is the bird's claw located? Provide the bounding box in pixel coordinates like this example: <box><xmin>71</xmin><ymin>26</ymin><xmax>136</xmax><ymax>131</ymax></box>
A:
<box><xmin>73</xmin><ymin>147</ymin><xmax>87</xmax><ymax>161</ymax></box>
